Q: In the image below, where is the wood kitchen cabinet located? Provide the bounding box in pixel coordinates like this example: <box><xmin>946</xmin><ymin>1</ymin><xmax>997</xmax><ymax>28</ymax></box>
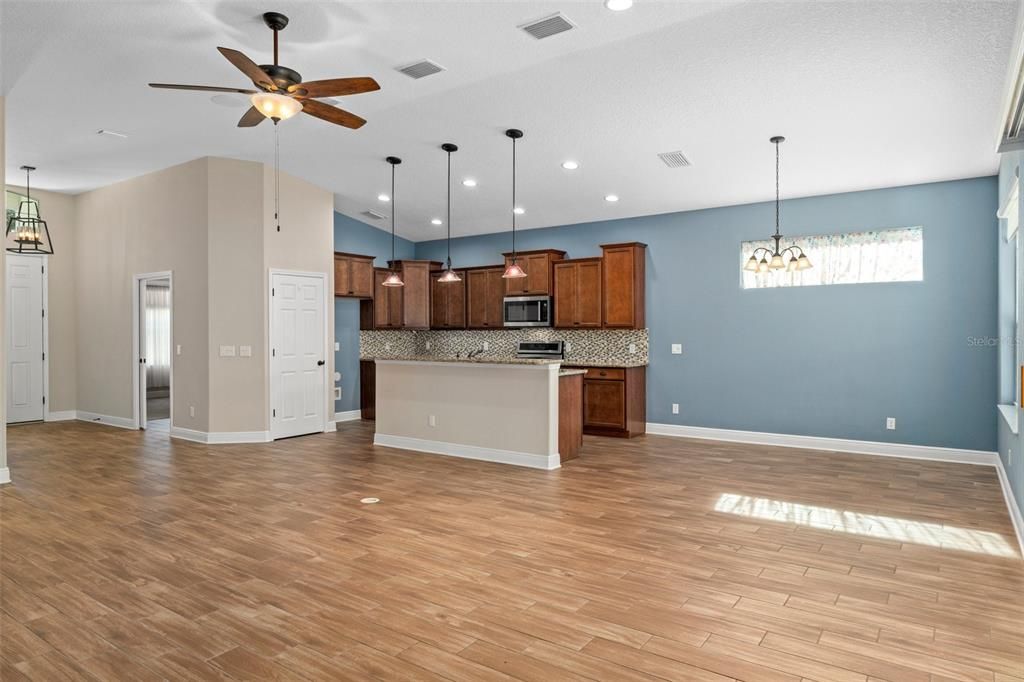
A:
<box><xmin>572</xmin><ymin>365</ymin><xmax>646</xmax><ymax>438</ymax></box>
<box><xmin>601</xmin><ymin>242</ymin><xmax>646</xmax><ymax>328</ymax></box>
<box><xmin>466</xmin><ymin>266</ymin><xmax>505</xmax><ymax>329</ymax></box>
<box><xmin>502</xmin><ymin>249</ymin><xmax>566</xmax><ymax>295</ymax></box>
<box><xmin>334</xmin><ymin>252</ymin><xmax>374</xmax><ymax>298</ymax></box>
<box><xmin>553</xmin><ymin>258</ymin><xmax>603</xmax><ymax>328</ymax></box>
<box><xmin>431</xmin><ymin>270</ymin><xmax>467</xmax><ymax>329</ymax></box>
<box><xmin>359</xmin><ymin>360</ymin><xmax>375</xmax><ymax>420</ymax></box>
<box><xmin>359</xmin><ymin>260</ymin><xmax>439</xmax><ymax>330</ymax></box>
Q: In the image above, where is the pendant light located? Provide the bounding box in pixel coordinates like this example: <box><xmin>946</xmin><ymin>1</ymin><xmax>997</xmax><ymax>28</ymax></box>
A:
<box><xmin>382</xmin><ymin>156</ymin><xmax>404</xmax><ymax>287</ymax></box>
<box><xmin>438</xmin><ymin>143</ymin><xmax>462</xmax><ymax>283</ymax></box>
<box><xmin>6</xmin><ymin>166</ymin><xmax>54</xmax><ymax>254</ymax></box>
<box><xmin>502</xmin><ymin>128</ymin><xmax>527</xmax><ymax>279</ymax></box>
<box><xmin>743</xmin><ymin>136</ymin><xmax>812</xmax><ymax>274</ymax></box>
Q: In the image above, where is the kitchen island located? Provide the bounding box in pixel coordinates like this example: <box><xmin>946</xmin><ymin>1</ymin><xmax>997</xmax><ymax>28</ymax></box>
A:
<box><xmin>371</xmin><ymin>358</ymin><xmax>583</xmax><ymax>469</ymax></box>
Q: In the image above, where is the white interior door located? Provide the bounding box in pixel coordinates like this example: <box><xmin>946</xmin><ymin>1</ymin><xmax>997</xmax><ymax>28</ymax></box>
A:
<box><xmin>271</xmin><ymin>272</ymin><xmax>325</xmax><ymax>439</ymax></box>
<box><xmin>6</xmin><ymin>254</ymin><xmax>44</xmax><ymax>423</ymax></box>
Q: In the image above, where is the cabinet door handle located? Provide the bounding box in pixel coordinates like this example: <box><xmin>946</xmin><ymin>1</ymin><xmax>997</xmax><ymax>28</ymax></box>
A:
<box><xmin>599</xmin><ymin>371</ymin><xmax>607</xmax><ymax>376</ymax></box>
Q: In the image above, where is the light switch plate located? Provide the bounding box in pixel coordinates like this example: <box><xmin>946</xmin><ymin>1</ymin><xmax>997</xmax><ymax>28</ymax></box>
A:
<box><xmin>334</xmin><ymin>387</ymin><xmax>342</xmax><ymax>400</ymax></box>
<box><xmin>334</xmin><ymin>342</ymin><xmax>340</xmax><ymax>352</ymax></box>
<box><xmin>219</xmin><ymin>345</ymin><xmax>236</xmax><ymax>357</ymax></box>
<box><xmin>886</xmin><ymin>417</ymin><xmax>896</xmax><ymax>430</ymax></box>
<box><xmin>629</xmin><ymin>343</ymin><xmax>637</xmax><ymax>354</ymax></box>
<box><xmin>176</xmin><ymin>344</ymin><xmax>182</xmax><ymax>356</ymax></box>
<box><xmin>672</xmin><ymin>403</ymin><xmax>679</xmax><ymax>414</ymax></box>
<box><xmin>239</xmin><ymin>345</ymin><xmax>252</xmax><ymax>357</ymax></box>
<box><xmin>671</xmin><ymin>343</ymin><xmax>682</xmax><ymax>355</ymax></box>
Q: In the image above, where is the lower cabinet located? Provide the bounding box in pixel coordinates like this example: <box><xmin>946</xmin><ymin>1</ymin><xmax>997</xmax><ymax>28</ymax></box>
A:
<box><xmin>359</xmin><ymin>360</ymin><xmax>375</xmax><ymax>420</ymax></box>
<box><xmin>572</xmin><ymin>366</ymin><xmax>646</xmax><ymax>438</ymax></box>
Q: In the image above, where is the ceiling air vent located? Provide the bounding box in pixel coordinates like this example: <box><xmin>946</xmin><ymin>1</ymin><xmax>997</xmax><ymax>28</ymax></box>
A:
<box><xmin>657</xmin><ymin>150</ymin><xmax>691</xmax><ymax>168</ymax></box>
<box><xmin>396</xmin><ymin>59</ymin><xmax>445</xmax><ymax>80</ymax></box>
<box><xmin>361</xmin><ymin>210</ymin><xmax>387</xmax><ymax>221</ymax></box>
<box><xmin>519</xmin><ymin>13</ymin><xmax>575</xmax><ymax>40</ymax></box>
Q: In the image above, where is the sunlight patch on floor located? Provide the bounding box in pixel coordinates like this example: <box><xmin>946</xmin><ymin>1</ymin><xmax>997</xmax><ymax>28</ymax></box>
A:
<box><xmin>714</xmin><ymin>493</ymin><xmax>1018</xmax><ymax>558</ymax></box>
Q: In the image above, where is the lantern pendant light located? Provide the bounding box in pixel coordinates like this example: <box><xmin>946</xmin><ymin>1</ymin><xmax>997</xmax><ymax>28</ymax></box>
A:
<box><xmin>438</xmin><ymin>143</ymin><xmax>462</xmax><ymax>283</ymax></box>
<box><xmin>743</xmin><ymin>136</ymin><xmax>812</xmax><ymax>274</ymax></box>
<box><xmin>502</xmin><ymin>128</ymin><xmax>527</xmax><ymax>279</ymax></box>
<box><xmin>6</xmin><ymin>166</ymin><xmax>54</xmax><ymax>255</ymax></box>
<box><xmin>382</xmin><ymin>156</ymin><xmax>404</xmax><ymax>287</ymax></box>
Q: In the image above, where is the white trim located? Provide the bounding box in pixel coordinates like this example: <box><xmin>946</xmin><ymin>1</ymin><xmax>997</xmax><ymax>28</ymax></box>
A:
<box><xmin>131</xmin><ymin>271</ymin><xmax>174</xmax><ymax>431</ymax></box>
<box><xmin>999</xmin><ymin>404</ymin><xmax>1019</xmax><ymax>435</ymax></box>
<box><xmin>77</xmin><ymin>411</ymin><xmax>137</xmax><ymax>430</ymax></box>
<box><xmin>996</xmin><ymin>456</ymin><xmax>1024</xmax><ymax>557</ymax></box>
<box><xmin>0</xmin><ymin>468</ymin><xmax>10</xmax><ymax>485</ymax></box>
<box><xmin>646</xmin><ymin>423</ymin><xmax>998</xmax><ymax>466</ymax></box>
<box><xmin>373</xmin><ymin>433</ymin><xmax>561</xmax><ymax>470</ymax></box>
<box><xmin>268</xmin><ymin>269</ymin><xmax>331</xmax><ymax>440</ymax></box>
<box><xmin>169</xmin><ymin>427</ymin><xmax>272</xmax><ymax>444</ymax></box>
<box><xmin>334</xmin><ymin>409</ymin><xmax>361</xmax><ymax>423</ymax></box>
<box><xmin>44</xmin><ymin>410</ymin><xmax>76</xmax><ymax>422</ymax></box>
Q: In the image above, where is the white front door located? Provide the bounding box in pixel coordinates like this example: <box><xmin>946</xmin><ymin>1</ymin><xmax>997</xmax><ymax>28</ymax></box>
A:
<box><xmin>271</xmin><ymin>272</ymin><xmax>326</xmax><ymax>439</ymax></box>
<box><xmin>6</xmin><ymin>254</ymin><xmax>44</xmax><ymax>423</ymax></box>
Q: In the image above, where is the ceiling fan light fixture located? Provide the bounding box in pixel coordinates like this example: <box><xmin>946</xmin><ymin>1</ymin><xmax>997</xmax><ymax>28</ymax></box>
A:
<box><xmin>251</xmin><ymin>91</ymin><xmax>303</xmax><ymax>121</ymax></box>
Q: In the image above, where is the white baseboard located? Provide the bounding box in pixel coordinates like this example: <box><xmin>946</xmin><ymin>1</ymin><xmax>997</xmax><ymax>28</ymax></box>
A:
<box><xmin>996</xmin><ymin>457</ymin><xmax>1024</xmax><ymax>557</ymax></box>
<box><xmin>334</xmin><ymin>410</ymin><xmax>361</xmax><ymax>423</ymax></box>
<box><xmin>646</xmin><ymin>423</ymin><xmax>998</xmax><ymax>466</ymax></box>
<box><xmin>373</xmin><ymin>433</ymin><xmax>560</xmax><ymax>470</ymax></box>
<box><xmin>0</xmin><ymin>467</ymin><xmax>10</xmax><ymax>485</ymax></box>
<box><xmin>169</xmin><ymin>427</ymin><xmax>271</xmax><ymax>444</ymax></box>
<box><xmin>77</xmin><ymin>411</ymin><xmax>137</xmax><ymax>430</ymax></box>
<box><xmin>45</xmin><ymin>410</ymin><xmax>77</xmax><ymax>422</ymax></box>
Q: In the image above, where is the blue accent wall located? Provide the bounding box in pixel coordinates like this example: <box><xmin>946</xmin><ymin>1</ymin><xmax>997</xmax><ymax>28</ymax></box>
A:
<box><xmin>414</xmin><ymin>177</ymin><xmax>999</xmax><ymax>451</ymax></box>
<box><xmin>333</xmin><ymin>212</ymin><xmax>414</xmax><ymax>413</ymax></box>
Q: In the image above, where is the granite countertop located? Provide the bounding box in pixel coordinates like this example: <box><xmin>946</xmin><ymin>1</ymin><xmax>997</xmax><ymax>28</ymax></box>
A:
<box><xmin>367</xmin><ymin>355</ymin><xmax>561</xmax><ymax>365</ymax></box>
<box><xmin>563</xmin><ymin>359</ymin><xmax>649</xmax><ymax>368</ymax></box>
<box><xmin>559</xmin><ymin>369</ymin><xmax>586</xmax><ymax>377</ymax></box>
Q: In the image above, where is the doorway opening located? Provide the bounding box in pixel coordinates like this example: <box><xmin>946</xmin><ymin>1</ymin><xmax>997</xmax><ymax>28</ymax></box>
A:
<box><xmin>132</xmin><ymin>272</ymin><xmax>173</xmax><ymax>432</ymax></box>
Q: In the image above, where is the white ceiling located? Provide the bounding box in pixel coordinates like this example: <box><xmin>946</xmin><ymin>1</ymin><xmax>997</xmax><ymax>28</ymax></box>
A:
<box><xmin>2</xmin><ymin>1</ymin><xmax>1018</xmax><ymax>241</ymax></box>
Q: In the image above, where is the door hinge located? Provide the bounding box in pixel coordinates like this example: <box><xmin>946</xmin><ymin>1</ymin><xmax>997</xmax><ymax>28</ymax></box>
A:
<box><xmin>272</xmin><ymin>408</ymin><xmax>276</xmax><ymax>417</ymax></box>
<box><xmin>42</xmin><ymin>396</ymin><xmax>46</xmax><ymax>405</ymax></box>
<box><xmin>272</xmin><ymin>287</ymin><xmax>275</xmax><ymax>296</ymax></box>
<box><xmin>42</xmin><ymin>352</ymin><xmax>45</xmax><ymax>361</ymax></box>
<box><xmin>42</xmin><ymin>308</ymin><xmax>45</xmax><ymax>318</ymax></box>
<box><xmin>272</xmin><ymin>348</ymin><xmax>276</xmax><ymax>357</ymax></box>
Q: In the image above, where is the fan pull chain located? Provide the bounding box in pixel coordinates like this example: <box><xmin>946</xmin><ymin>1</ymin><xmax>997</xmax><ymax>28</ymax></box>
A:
<box><xmin>275</xmin><ymin>123</ymin><xmax>281</xmax><ymax>232</ymax></box>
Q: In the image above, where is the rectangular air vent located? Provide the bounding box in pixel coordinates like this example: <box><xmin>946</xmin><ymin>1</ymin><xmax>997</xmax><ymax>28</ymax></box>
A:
<box><xmin>519</xmin><ymin>13</ymin><xmax>575</xmax><ymax>40</ymax></box>
<box><xmin>396</xmin><ymin>59</ymin><xmax>445</xmax><ymax>79</ymax></box>
<box><xmin>361</xmin><ymin>210</ymin><xmax>387</xmax><ymax>221</ymax></box>
<box><xmin>657</xmin><ymin>150</ymin><xmax>691</xmax><ymax>168</ymax></box>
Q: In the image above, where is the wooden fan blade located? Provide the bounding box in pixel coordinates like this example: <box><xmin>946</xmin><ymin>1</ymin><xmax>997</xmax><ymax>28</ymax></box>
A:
<box><xmin>238</xmin><ymin>106</ymin><xmax>266</xmax><ymax>127</ymax></box>
<box><xmin>301</xmin><ymin>99</ymin><xmax>367</xmax><ymax>129</ymax></box>
<box><xmin>217</xmin><ymin>47</ymin><xmax>274</xmax><ymax>90</ymax></box>
<box><xmin>288</xmin><ymin>77</ymin><xmax>380</xmax><ymax>99</ymax></box>
<box><xmin>150</xmin><ymin>83</ymin><xmax>257</xmax><ymax>94</ymax></box>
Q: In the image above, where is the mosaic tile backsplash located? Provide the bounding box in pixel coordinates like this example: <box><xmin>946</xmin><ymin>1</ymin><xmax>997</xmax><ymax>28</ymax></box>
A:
<box><xmin>360</xmin><ymin>328</ymin><xmax>649</xmax><ymax>366</ymax></box>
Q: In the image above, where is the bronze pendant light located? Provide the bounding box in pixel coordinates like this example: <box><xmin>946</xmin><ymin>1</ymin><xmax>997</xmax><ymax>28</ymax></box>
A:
<box><xmin>744</xmin><ymin>136</ymin><xmax>811</xmax><ymax>274</ymax></box>
<box><xmin>502</xmin><ymin>128</ymin><xmax>527</xmax><ymax>279</ymax></box>
<box><xmin>438</xmin><ymin>143</ymin><xmax>462</xmax><ymax>283</ymax></box>
<box><xmin>382</xmin><ymin>156</ymin><xmax>404</xmax><ymax>287</ymax></box>
<box><xmin>6</xmin><ymin>166</ymin><xmax>54</xmax><ymax>255</ymax></box>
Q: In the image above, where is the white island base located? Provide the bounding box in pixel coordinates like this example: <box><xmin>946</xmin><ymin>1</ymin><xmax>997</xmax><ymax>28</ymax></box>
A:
<box><xmin>372</xmin><ymin>359</ymin><xmax>564</xmax><ymax>469</ymax></box>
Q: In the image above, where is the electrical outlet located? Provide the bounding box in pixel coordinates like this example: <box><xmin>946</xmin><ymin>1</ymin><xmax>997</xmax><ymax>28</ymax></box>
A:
<box><xmin>672</xmin><ymin>403</ymin><xmax>679</xmax><ymax>414</ymax></box>
<box><xmin>334</xmin><ymin>387</ymin><xmax>342</xmax><ymax>400</ymax></box>
<box><xmin>176</xmin><ymin>344</ymin><xmax>182</xmax><ymax>356</ymax></box>
<box><xmin>629</xmin><ymin>343</ymin><xmax>637</xmax><ymax>354</ymax></box>
<box><xmin>334</xmin><ymin>341</ymin><xmax>340</xmax><ymax>352</ymax></box>
<box><xmin>385</xmin><ymin>342</ymin><xmax>392</xmax><ymax>352</ymax></box>
<box><xmin>886</xmin><ymin>417</ymin><xmax>896</xmax><ymax>430</ymax></box>
<box><xmin>219</xmin><ymin>345</ymin><xmax>236</xmax><ymax>357</ymax></box>
<box><xmin>482</xmin><ymin>341</ymin><xmax>490</xmax><ymax>351</ymax></box>
<box><xmin>425</xmin><ymin>341</ymin><xmax>432</xmax><ymax>351</ymax></box>
<box><xmin>189</xmin><ymin>405</ymin><xmax>195</xmax><ymax>418</ymax></box>
<box><xmin>671</xmin><ymin>343</ymin><xmax>682</xmax><ymax>355</ymax></box>
<box><xmin>566</xmin><ymin>342</ymin><xmax>573</xmax><ymax>353</ymax></box>
<box><xmin>239</xmin><ymin>345</ymin><xmax>252</xmax><ymax>357</ymax></box>
<box><xmin>428</xmin><ymin>415</ymin><xmax>437</xmax><ymax>427</ymax></box>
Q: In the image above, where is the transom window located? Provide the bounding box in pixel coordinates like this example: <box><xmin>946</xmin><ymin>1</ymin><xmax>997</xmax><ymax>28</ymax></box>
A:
<box><xmin>741</xmin><ymin>226</ymin><xmax>923</xmax><ymax>289</ymax></box>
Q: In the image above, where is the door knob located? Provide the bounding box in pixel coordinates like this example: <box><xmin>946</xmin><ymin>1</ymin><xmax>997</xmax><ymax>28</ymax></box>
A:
<box><xmin>317</xmin><ymin>360</ymin><xmax>326</xmax><ymax>366</ymax></box>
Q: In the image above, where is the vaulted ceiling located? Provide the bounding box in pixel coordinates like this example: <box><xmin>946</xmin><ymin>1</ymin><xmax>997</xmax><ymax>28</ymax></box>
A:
<box><xmin>2</xmin><ymin>0</ymin><xmax>1018</xmax><ymax>241</ymax></box>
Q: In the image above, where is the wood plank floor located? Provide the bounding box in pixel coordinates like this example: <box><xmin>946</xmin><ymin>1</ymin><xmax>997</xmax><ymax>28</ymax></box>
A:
<box><xmin>1</xmin><ymin>419</ymin><xmax>1022</xmax><ymax>681</ymax></box>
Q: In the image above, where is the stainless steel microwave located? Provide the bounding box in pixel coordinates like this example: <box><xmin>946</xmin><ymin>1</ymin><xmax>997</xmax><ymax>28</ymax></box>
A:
<box><xmin>503</xmin><ymin>295</ymin><xmax>552</xmax><ymax>327</ymax></box>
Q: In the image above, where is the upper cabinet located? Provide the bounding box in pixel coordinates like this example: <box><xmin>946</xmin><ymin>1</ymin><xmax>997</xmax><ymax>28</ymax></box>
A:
<box><xmin>334</xmin><ymin>252</ymin><xmax>374</xmax><ymax>298</ymax></box>
<box><xmin>359</xmin><ymin>260</ymin><xmax>440</xmax><ymax>330</ymax></box>
<box><xmin>431</xmin><ymin>270</ymin><xmax>467</xmax><ymax>329</ymax></box>
<box><xmin>553</xmin><ymin>258</ymin><xmax>603</xmax><ymax>328</ymax></box>
<box><xmin>502</xmin><ymin>250</ymin><xmax>566</xmax><ymax>295</ymax></box>
<box><xmin>601</xmin><ymin>242</ymin><xmax>646</xmax><ymax>329</ymax></box>
<box><xmin>466</xmin><ymin>267</ymin><xmax>505</xmax><ymax>328</ymax></box>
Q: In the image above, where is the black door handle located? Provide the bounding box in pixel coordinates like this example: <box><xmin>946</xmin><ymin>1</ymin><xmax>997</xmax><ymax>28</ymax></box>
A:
<box><xmin>317</xmin><ymin>360</ymin><xmax>325</xmax><ymax>366</ymax></box>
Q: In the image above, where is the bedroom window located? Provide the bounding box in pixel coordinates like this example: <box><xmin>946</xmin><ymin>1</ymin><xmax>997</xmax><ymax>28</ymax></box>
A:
<box><xmin>741</xmin><ymin>226</ymin><xmax>923</xmax><ymax>289</ymax></box>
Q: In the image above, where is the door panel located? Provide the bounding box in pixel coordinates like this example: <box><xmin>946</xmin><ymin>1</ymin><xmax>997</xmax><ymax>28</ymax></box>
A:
<box><xmin>271</xmin><ymin>273</ymin><xmax>325</xmax><ymax>439</ymax></box>
<box><xmin>583</xmin><ymin>379</ymin><xmax>626</xmax><ymax>429</ymax></box>
<box><xmin>576</xmin><ymin>260</ymin><xmax>603</xmax><ymax>327</ymax></box>
<box><xmin>6</xmin><ymin>254</ymin><xmax>44</xmax><ymax>423</ymax></box>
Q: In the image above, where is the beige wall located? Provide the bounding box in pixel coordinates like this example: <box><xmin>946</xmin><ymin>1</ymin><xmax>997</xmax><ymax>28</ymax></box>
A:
<box><xmin>6</xmin><ymin>185</ymin><xmax>77</xmax><ymax>413</ymax></box>
<box><xmin>74</xmin><ymin>158</ymin><xmax>210</xmax><ymax>429</ymax></box>
<box><xmin>1</xmin><ymin>96</ymin><xmax>7</xmax><ymax>480</ymax></box>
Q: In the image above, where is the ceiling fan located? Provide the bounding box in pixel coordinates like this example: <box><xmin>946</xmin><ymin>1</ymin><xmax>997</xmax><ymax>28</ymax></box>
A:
<box><xmin>149</xmin><ymin>11</ymin><xmax>379</xmax><ymax>129</ymax></box>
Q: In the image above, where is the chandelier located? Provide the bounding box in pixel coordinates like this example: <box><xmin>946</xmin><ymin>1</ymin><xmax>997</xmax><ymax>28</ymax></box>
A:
<box><xmin>744</xmin><ymin>136</ymin><xmax>811</xmax><ymax>274</ymax></box>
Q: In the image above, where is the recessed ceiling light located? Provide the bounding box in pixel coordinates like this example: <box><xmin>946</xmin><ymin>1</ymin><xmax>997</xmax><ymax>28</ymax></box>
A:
<box><xmin>605</xmin><ymin>0</ymin><xmax>633</xmax><ymax>10</ymax></box>
<box><xmin>605</xmin><ymin>194</ymin><xmax>620</xmax><ymax>202</ymax></box>
<box><xmin>377</xmin><ymin>194</ymin><xmax>390</xmax><ymax>202</ymax></box>
<box><xmin>561</xmin><ymin>160</ymin><xmax>579</xmax><ymax>170</ymax></box>
<box><xmin>513</xmin><ymin>207</ymin><xmax>525</xmax><ymax>215</ymax></box>
<box><xmin>431</xmin><ymin>218</ymin><xmax>443</xmax><ymax>225</ymax></box>
<box><xmin>462</xmin><ymin>178</ymin><xmax>477</xmax><ymax>187</ymax></box>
